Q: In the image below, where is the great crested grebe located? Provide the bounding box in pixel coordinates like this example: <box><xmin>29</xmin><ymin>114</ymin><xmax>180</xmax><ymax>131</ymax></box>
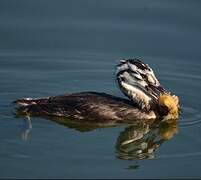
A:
<box><xmin>14</xmin><ymin>59</ymin><xmax>179</xmax><ymax>122</ymax></box>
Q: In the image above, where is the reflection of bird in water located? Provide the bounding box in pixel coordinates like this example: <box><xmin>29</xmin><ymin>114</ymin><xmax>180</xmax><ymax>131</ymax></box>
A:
<box><xmin>14</xmin><ymin>59</ymin><xmax>180</xmax><ymax>122</ymax></box>
<box><xmin>19</xmin><ymin>113</ymin><xmax>178</xmax><ymax>163</ymax></box>
<box><xmin>116</xmin><ymin>119</ymin><xmax>178</xmax><ymax>160</ymax></box>
<box><xmin>20</xmin><ymin>115</ymin><xmax>32</xmax><ymax>141</ymax></box>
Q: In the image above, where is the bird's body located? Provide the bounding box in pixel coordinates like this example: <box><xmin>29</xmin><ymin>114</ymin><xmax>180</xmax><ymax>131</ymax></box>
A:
<box><xmin>14</xmin><ymin>59</ymin><xmax>179</xmax><ymax>122</ymax></box>
<box><xmin>15</xmin><ymin>92</ymin><xmax>157</xmax><ymax>121</ymax></box>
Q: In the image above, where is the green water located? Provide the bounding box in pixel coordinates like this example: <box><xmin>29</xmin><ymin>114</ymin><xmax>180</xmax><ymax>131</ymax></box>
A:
<box><xmin>1</xmin><ymin>0</ymin><xmax>201</xmax><ymax>178</ymax></box>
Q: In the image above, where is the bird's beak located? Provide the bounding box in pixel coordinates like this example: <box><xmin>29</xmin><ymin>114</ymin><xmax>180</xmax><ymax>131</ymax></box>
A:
<box><xmin>148</xmin><ymin>84</ymin><xmax>168</xmax><ymax>98</ymax></box>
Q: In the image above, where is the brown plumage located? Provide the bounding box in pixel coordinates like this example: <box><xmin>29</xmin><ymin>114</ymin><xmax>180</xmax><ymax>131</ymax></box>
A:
<box><xmin>14</xmin><ymin>92</ymin><xmax>157</xmax><ymax>122</ymax></box>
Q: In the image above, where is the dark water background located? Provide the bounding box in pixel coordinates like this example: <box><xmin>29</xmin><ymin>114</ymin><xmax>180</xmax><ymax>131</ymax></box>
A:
<box><xmin>1</xmin><ymin>0</ymin><xmax>201</xmax><ymax>178</ymax></box>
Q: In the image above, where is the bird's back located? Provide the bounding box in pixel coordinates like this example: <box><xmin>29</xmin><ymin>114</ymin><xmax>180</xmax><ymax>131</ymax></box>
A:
<box><xmin>14</xmin><ymin>92</ymin><xmax>157</xmax><ymax>122</ymax></box>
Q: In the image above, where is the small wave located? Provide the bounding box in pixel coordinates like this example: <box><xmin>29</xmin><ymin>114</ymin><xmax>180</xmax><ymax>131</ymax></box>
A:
<box><xmin>158</xmin><ymin>151</ymin><xmax>201</xmax><ymax>159</ymax></box>
<box><xmin>179</xmin><ymin>106</ymin><xmax>201</xmax><ymax>127</ymax></box>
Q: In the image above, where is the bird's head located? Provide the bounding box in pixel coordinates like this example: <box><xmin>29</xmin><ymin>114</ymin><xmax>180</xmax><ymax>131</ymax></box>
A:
<box><xmin>116</xmin><ymin>59</ymin><xmax>180</xmax><ymax>120</ymax></box>
<box><xmin>158</xmin><ymin>94</ymin><xmax>179</xmax><ymax>120</ymax></box>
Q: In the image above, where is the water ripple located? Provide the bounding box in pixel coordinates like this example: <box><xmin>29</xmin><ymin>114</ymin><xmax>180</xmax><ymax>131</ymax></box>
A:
<box><xmin>158</xmin><ymin>151</ymin><xmax>201</xmax><ymax>159</ymax></box>
<box><xmin>179</xmin><ymin>106</ymin><xmax>201</xmax><ymax>127</ymax></box>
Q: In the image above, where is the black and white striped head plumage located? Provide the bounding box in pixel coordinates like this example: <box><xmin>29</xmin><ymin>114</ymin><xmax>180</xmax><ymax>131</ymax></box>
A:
<box><xmin>116</xmin><ymin>59</ymin><xmax>168</xmax><ymax>111</ymax></box>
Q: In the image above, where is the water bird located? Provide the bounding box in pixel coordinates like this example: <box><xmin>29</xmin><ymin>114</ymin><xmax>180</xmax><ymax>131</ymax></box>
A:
<box><xmin>14</xmin><ymin>59</ymin><xmax>180</xmax><ymax>122</ymax></box>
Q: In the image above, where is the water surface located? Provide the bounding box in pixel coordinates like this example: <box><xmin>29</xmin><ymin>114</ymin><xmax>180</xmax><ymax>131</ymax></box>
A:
<box><xmin>1</xmin><ymin>0</ymin><xmax>201</xmax><ymax>178</ymax></box>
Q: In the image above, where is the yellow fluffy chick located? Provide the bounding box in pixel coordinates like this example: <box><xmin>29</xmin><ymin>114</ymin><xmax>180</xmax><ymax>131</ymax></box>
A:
<box><xmin>159</xmin><ymin>94</ymin><xmax>179</xmax><ymax>120</ymax></box>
